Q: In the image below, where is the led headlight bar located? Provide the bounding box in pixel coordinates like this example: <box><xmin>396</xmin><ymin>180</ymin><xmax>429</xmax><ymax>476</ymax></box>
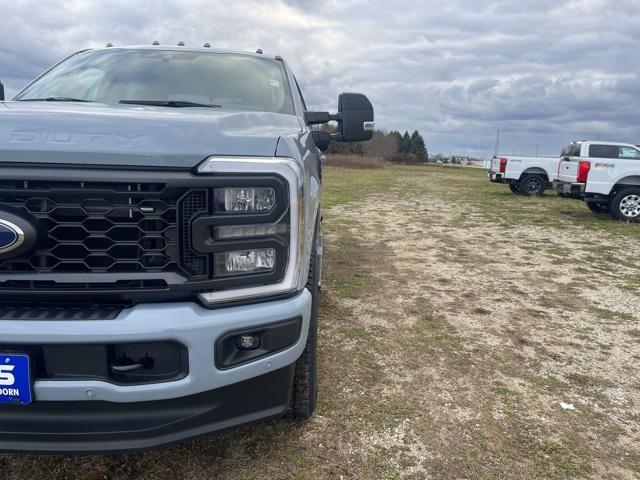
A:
<box><xmin>214</xmin><ymin>223</ymin><xmax>289</xmax><ymax>240</ymax></box>
<box><xmin>196</xmin><ymin>156</ymin><xmax>305</xmax><ymax>304</ymax></box>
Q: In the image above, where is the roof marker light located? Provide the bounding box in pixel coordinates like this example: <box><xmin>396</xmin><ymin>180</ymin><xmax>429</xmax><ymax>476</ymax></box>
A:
<box><xmin>152</xmin><ymin>41</ymin><xmax>160</xmax><ymax>45</ymax></box>
<box><xmin>203</xmin><ymin>43</ymin><xmax>211</xmax><ymax>48</ymax></box>
<box><xmin>178</xmin><ymin>41</ymin><xmax>185</xmax><ymax>46</ymax></box>
<box><xmin>105</xmin><ymin>43</ymin><xmax>113</xmax><ymax>47</ymax></box>
<box><xmin>256</xmin><ymin>49</ymin><xmax>263</xmax><ymax>54</ymax></box>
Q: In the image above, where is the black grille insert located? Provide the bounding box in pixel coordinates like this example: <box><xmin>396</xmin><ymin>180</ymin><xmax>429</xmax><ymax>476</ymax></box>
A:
<box><xmin>178</xmin><ymin>189</ymin><xmax>209</xmax><ymax>278</ymax></box>
<box><xmin>0</xmin><ymin>305</ymin><xmax>123</xmax><ymax>321</ymax></box>
<box><xmin>0</xmin><ymin>279</ymin><xmax>168</xmax><ymax>291</ymax></box>
<box><xmin>0</xmin><ymin>180</ymin><xmax>183</xmax><ymax>275</ymax></box>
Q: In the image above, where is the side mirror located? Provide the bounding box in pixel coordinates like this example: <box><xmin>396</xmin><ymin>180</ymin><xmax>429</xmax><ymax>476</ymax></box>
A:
<box><xmin>0</xmin><ymin>81</ymin><xmax>4</xmax><ymax>101</ymax></box>
<box><xmin>337</xmin><ymin>93</ymin><xmax>374</xmax><ymax>142</ymax></box>
<box><xmin>304</xmin><ymin>92</ymin><xmax>374</xmax><ymax>151</ymax></box>
<box><xmin>305</xmin><ymin>111</ymin><xmax>330</xmax><ymax>125</ymax></box>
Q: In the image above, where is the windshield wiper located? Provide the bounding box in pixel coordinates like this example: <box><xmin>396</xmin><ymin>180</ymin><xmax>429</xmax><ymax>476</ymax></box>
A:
<box><xmin>19</xmin><ymin>97</ymin><xmax>93</xmax><ymax>102</ymax></box>
<box><xmin>119</xmin><ymin>100</ymin><xmax>222</xmax><ymax>108</ymax></box>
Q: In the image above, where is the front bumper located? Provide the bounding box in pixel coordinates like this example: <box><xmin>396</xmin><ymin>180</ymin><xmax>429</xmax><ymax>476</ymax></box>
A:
<box><xmin>0</xmin><ymin>290</ymin><xmax>311</xmax><ymax>452</ymax></box>
<box><xmin>553</xmin><ymin>180</ymin><xmax>585</xmax><ymax>198</ymax></box>
<box><xmin>0</xmin><ymin>364</ymin><xmax>295</xmax><ymax>453</ymax></box>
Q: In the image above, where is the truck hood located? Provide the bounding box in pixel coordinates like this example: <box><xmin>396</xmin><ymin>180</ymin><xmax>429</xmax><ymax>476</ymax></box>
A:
<box><xmin>0</xmin><ymin>101</ymin><xmax>303</xmax><ymax>168</ymax></box>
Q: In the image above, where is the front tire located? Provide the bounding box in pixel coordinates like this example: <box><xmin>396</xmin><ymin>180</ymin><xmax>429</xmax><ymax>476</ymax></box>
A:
<box><xmin>610</xmin><ymin>188</ymin><xmax>640</xmax><ymax>222</ymax></box>
<box><xmin>518</xmin><ymin>174</ymin><xmax>546</xmax><ymax>196</ymax></box>
<box><xmin>289</xmin><ymin>214</ymin><xmax>320</xmax><ymax>419</ymax></box>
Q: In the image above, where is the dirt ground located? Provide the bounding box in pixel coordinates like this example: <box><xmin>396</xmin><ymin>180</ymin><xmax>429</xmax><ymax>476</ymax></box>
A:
<box><xmin>1</xmin><ymin>164</ymin><xmax>639</xmax><ymax>479</ymax></box>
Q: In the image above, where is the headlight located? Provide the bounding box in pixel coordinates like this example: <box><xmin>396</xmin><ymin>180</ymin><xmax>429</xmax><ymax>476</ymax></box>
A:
<box><xmin>215</xmin><ymin>248</ymin><xmax>276</xmax><ymax>276</ymax></box>
<box><xmin>222</xmin><ymin>187</ymin><xmax>275</xmax><ymax>212</ymax></box>
<box><xmin>194</xmin><ymin>156</ymin><xmax>305</xmax><ymax>304</ymax></box>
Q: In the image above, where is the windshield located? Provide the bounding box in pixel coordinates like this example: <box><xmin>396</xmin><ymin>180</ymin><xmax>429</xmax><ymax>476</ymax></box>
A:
<box><xmin>15</xmin><ymin>49</ymin><xmax>295</xmax><ymax>114</ymax></box>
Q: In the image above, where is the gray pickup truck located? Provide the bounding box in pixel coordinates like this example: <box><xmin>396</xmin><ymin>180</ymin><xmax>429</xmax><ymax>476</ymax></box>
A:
<box><xmin>0</xmin><ymin>44</ymin><xmax>373</xmax><ymax>452</ymax></box>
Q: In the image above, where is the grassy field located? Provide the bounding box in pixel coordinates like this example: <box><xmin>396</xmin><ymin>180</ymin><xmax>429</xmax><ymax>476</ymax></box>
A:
<box><xmin>2</xmin><ymin>164</ymin><xmax>640</xmax><ymax>479</ymax></box>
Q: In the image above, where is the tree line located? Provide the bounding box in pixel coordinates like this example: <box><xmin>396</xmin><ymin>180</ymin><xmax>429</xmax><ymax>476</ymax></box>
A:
<box><xmin>326</xmin><ymin>128</ymin><xmax>429</xmax><ymax>163</ymax></box>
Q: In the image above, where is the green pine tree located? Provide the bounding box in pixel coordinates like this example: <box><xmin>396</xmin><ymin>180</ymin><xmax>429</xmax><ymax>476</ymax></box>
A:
<box><xmin>400</xmin><ymin>131</ymin><xmax>411</xmax><ymax>154</ymax></box>
<box><xmin>410</xmin><ymin>130</ymin><xmax>428</xmax><ymax>162</ymax></box>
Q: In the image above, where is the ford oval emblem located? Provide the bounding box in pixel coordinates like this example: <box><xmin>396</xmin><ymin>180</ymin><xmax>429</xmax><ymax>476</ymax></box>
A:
<box><xmin>0</xmin><ymin>219</ymin><xmax>24</xmax><ymax>253</ymax></box>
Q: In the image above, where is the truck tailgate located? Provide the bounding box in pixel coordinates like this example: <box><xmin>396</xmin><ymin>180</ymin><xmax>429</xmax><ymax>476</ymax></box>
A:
<box><xmin>558</xmin><ymin>159</ymin><xmax>579</xmax><ymax>182</ymax></box>
<box><xmin>489</xmin><ymin>157</ymin><xmax>501</xmax><ymax>173</ymax></box>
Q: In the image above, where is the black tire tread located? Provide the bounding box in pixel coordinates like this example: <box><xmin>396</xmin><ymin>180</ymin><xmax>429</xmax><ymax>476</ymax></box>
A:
<box><xmin>586</xmin><ymin>201</ymin><xmax>608</xmax><ymax>214</ymax></box>
<box><xmin>288</xmin><ymin>216</ymin><xmax>320</xmax><ymax>419</ymax></box>
<box><xmin>518</xmin><ymin>174</ymin><xmax>546</xmax><ymax>197</ymax></box>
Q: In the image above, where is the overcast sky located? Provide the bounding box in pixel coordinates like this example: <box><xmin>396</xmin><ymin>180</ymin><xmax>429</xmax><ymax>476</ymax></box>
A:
<box><xmin>1</xmin><ymin>0</ymin><xmax>639</xmax><ymax>157</ymax></box>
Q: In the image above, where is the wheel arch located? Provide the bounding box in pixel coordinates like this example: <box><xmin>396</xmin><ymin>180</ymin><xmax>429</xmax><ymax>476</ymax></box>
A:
<box><xmin>610</xmin><ymin>177</ymin><xmax>640</xmax><ymax>196</ymax></box>
<box><xmin>520</xmin><ymin>167</ymin><xmax>549</xmax><ymax>181</ymax></box>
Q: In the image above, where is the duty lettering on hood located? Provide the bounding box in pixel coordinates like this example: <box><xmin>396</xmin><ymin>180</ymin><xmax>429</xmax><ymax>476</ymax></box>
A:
<box><xmin>9</xmin><ymin>130</ymin><xmax>145</xmax><ymax>147</ymax></box>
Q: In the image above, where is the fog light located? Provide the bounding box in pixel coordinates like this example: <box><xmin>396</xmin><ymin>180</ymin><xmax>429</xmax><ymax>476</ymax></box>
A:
<box><xmin>214</xmin><ymin>248</ymin><xmax>276</xmax><ymax>276</ymax></box>
<box><xmin>236</xmin><ymin>335</ymin><xmax>260</xmax><ymax>350</ymax></box>
<box><xmin>223</xmin><ymin>187</ymin><xmax>275</xmax><ymax>212</ymax></box>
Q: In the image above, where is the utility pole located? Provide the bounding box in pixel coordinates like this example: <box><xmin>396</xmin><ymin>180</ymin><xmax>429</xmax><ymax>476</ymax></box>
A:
<box><xmin>535</xmin><ymin>144</ymin><xmax>540</xmax><ymax>157</ymax></box>
<box><xmin>494</xmin><ymin>128</ymin><xmax>500</xmax><ymax>156</ymax></box>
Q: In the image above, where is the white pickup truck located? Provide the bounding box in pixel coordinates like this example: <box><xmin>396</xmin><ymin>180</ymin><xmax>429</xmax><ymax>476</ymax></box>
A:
<box><xmin>488</xmin><ymin>153</ymin><xmax>560</xmax><ymax>196</ymax></box>
<box><xmin>553</xmin><ymin>141</ymin><xmax>640</xmax><ymax>221</ymax></box>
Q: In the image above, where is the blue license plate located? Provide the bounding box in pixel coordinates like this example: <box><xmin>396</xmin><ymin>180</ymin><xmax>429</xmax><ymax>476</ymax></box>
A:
<box><xmin>0</xmin><ymin>354</ymin><xmax>32</xmax><ymax>405</ymax></box>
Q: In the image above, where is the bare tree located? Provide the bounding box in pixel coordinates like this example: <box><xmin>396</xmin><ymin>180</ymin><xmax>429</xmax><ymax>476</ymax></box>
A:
<box><xmin>362</xmin><ymin>130</ymin><xmax>398</xmax><ymax>160</ymax></box>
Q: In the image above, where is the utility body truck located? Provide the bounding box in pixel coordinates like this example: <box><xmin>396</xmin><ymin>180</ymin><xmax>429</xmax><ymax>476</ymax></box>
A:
<box><xmin>0</xmin><ymin>44</ymin><xmax>374</xmax><ymax>452</ymax></box>
<box><xmin>554</xmin><ymin>141</ymin><xmax>640</xmax><ymax>220</ymax></box>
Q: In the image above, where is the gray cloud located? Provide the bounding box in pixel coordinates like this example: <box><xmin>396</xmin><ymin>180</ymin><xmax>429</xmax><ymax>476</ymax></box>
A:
<box><xmin>1</xmin><ymin>0</ymin><xmax>639</xmax><ymax>157</ymax></box>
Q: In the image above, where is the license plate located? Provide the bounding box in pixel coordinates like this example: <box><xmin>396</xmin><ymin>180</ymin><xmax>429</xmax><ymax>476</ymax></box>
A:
<box><xmin>0</xmin><ymin>354</ymin><xmax>33</xmax><ymax>405</ymax></box>
<box><xmin>562</xmin><ymin>183</ymin><xmax>572</xmax><ymax>194</ymax></box>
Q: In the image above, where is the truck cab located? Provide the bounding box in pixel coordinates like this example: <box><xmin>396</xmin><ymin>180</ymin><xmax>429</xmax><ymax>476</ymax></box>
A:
<box><xmin>0</xmin><ymin>45</ymin><xmax>374</xmax><ymax>452</ymax></box>
<box><xmin>554</xmin><ymin>141</ymin><xmax>640</xmax><ymax>220</ymax></box>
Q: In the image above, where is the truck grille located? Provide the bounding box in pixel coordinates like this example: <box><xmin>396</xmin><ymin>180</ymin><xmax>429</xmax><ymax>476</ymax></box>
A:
<box><xmin>0</xmin><ymin>179</ymin><xmax>201</xmax><ymax>277</ymax></box>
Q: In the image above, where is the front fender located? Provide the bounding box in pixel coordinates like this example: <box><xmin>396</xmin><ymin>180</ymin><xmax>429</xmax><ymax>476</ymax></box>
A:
<box><xmin>276</xmin><ymin>131</ymin><xmax>321</xmax><ymax>291</ymax></box>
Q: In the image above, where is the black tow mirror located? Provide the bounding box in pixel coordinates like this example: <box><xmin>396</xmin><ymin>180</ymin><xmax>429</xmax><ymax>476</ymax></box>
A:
<box><xmin>305</xmin><ymin>111</ymin><xmax>331</xmax><ymax>125</ymax></box>
<box><xmin>0</xmin><ymin>81</ymin><xmax>4</xmax><ymax>101</ymax></box>
<box><xmin>304</xmin><ymin>92</ymin><xmax>374</xmax><ymax>151</ymax></box>
<box><xmin>337</xmin><ymin>93</ymin><xmax>374</xmax><ymax>142</ymax></box>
